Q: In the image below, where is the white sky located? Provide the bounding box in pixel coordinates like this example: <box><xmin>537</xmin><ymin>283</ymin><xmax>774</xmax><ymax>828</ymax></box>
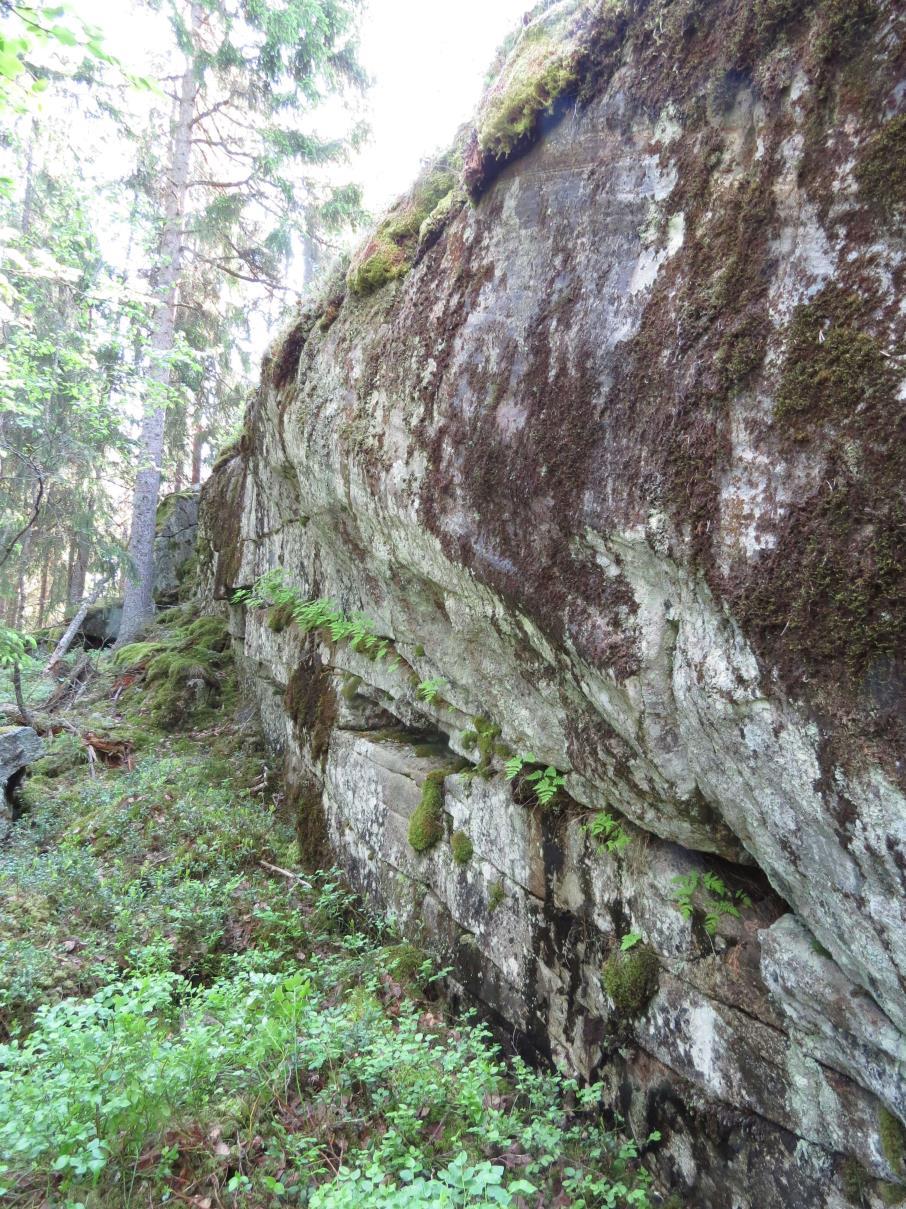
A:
<box><xmin>352</xmin><ymin>0</ymin><xmax>529</xmax><ymax>210</ymax></box>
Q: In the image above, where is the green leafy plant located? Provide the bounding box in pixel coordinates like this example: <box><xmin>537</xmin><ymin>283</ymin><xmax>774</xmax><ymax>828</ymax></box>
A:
<box><xmin>672</xmin><ymin>871</ymin><xmax>753</xmax><ymax>936</ymax></box>
<box><xmin>505</xmin><ymin>753</ymin><xmax>565</xmax><ymax>807</ymax></box>
<box><xmin>0</xmin><ymin>625</ymin><xmax>36</xmax><ymax>668</ymax></box>
<box><xmin>236</xmin><ymin>570</ymin><xmax>395</xmax><ymax>662</ymax></box>
<box><xmin>416</xmin><ymin>676</ymin><xmax>446</xmax><ymax>704</ymax></box>
<box><xmin>620</xmin><ymin>932</ymin><xmax>643</xmax><ymax>951</ymax></box>
<box><xmin>585</xmin><ymin>810</ymin><xmax>632</xmax><ymax>854</ymax></box>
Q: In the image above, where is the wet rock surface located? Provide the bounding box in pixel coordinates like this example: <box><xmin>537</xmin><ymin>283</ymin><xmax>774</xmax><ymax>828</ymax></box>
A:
<box><xmin>198</xmin><ymin>1</ymin><xmax>906</xmax><ymax>1204</ymax></box>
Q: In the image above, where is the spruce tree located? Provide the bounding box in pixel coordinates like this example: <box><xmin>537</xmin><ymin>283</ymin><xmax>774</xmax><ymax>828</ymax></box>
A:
<box><xmin>116</xmin><ymin>0</ymin><xmax>365</xmax><ymax>645</ymax></box>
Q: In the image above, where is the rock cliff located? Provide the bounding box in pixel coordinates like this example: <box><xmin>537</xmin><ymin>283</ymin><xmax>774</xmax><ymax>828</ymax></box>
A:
<box><xmin>198</xmin><ymin>1</ymin><xmax>906</xmax><ymax>1204</ymax></box>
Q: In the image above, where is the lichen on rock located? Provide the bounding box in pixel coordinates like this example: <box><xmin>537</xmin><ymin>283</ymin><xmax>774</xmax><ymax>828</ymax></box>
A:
<box><xmin>196</xmin><ymin>0</ymin><xmax>906</xmax><ymax>1203</ymax></box>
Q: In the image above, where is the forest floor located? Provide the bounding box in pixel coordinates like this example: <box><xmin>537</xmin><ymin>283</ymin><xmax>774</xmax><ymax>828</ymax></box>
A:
<box><xmin>0</xmin><ymin>607</ymin><xmax>660</xmax><ymax>1209</ymax></box>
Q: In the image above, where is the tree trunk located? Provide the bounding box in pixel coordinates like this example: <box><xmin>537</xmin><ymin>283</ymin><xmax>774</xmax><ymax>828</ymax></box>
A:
<box><xmin>36</xmin><ymin>551</ymin><xmax>49</xmax><ymax>628</ymax></box>
<box><xmin>67</xmin><ymin>532</ymin><xmax>88</xmax><ymax>609</ymax></box>
<box><xmin>116</xmin><ymin>3</ymin><xmax>200</xmax><ymax>647</ymax></box>
<box><xmin>45</xmin><ymin>576</ymin><xmax>112</xmax><ymax>677</ymax></box>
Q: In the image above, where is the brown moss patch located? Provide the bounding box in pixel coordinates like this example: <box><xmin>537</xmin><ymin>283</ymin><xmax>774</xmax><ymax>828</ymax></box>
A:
<box><xmin>285</xmin><ymin>652</ymin><xmax>338</xmax><ymax>767</ymax></box>
<box><xmin>855</xmin><ymin>114</ymin><xmax>906</xmax><ymax>224</ymax></box>
<box><xmin>286</xmin><ymin>775</ymin><xmax>331</xmax><ymax>871</ymax></box>
<box><xmin>773</xmin><ymin>285</ymin><xmax>899</xmax><ymax>436</ymax></box>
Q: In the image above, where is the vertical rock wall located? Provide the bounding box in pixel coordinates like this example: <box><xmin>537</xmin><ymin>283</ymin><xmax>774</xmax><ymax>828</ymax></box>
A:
<box><xmin>198</xmin><ymin>2</ymin><xmax>906</xmax><ymax>1204</ymax></box>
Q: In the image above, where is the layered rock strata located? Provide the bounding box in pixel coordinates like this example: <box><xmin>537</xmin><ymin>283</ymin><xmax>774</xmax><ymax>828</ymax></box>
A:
<box><xmin>198</xmin><ymin>1</ymin><xmax>906</xmax><ymax>1204</ymax></box>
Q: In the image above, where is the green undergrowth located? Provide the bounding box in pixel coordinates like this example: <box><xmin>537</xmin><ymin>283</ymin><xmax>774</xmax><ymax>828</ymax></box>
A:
<box><xmin>0</xmin><ymin>613</ymin><xmax>661</xmax><ymax>1208</ymax></box>
<box><xmin>112</xmin><ymin>606</ymin><xmax>235</xmax><ymax>730</ymax></box>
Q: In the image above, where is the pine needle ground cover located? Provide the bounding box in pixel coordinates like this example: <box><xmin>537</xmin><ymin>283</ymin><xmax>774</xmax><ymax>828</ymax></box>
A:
<box><xmin>0</xmin><ymin>617</ymin><xmax>658</xmax><ymax>1208</ymax></box>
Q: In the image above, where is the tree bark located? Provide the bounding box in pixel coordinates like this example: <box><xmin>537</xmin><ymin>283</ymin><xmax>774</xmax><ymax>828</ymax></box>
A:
<box><xmin>37</xmin><ymin>551</ymin><xmax>49</xmax><ymax>628</ymax></box>
<box><xmin>116</xmin><ymin>2</ymin><xmax>200</xmax><ymax>647</ymax></box>
<box><xmin>12</xmin><ymin>663</ymin><xmax>35</xmax><ymax>730</ymax></box>
<box><xmin>44</xmin><ymin>575</ymin><xmax>112</xmax><ymax>677</ymax></box>
<box><xmin>67</xmin><ymin>532</ymin><xmax>88</xmax><ymax>609</ymax></box>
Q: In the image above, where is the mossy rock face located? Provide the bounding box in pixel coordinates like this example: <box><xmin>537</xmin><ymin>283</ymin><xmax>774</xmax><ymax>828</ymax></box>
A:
<box><xmin>408</xmin><ymin>771</ymin><xmax>446</xmax><ymax>852</ymax></box>
<box><xmin>879</xmin><ymin>1108</ymin><xmax>906</xmax><ymax>1178</ymax></box>
<box><xmin>601</xmin><ymin>946</ymin><xmax>660</xmax><ymax>1019</ymax></box>
<box><xmin>855</xmin><ymin>113</ymin><xmax>906</xmax><ymax>223</ymax></box>
<box><xmin>477</xmin><ymin>34</ymin><xmax>578</xmax><ymax>161</ymax></box>
<box><xmin>450</xmin><ymin>830</ymin><xmax>473</xmax><ymax>864</ymax></box>
<box><xmin>347</xmin><ymin>157</ymin><xmax>459</xmax><ymax>296</ymax></box>
<box><xmin>773</xmin><ymin>285</ymin><xmax>898</xmax><ymax>435</ymax></box>
<box><xmin>114</xmin><ymin>613</ymin><xmax>233</xmax><ymax>731</ymax></box>
<box><xmin>488</xmin><ymin>881</ymin><xmax>505</xmax><ymax>912</ymax></box>
<box><xmin>31</xmin><ymin>733</ymin><xmax>85</xmax><ymax>779</ymax></box>
<box><xmin>267</xmin><ymin>602</ymin><xmax>295</xmax><ymax>634</ymax></box>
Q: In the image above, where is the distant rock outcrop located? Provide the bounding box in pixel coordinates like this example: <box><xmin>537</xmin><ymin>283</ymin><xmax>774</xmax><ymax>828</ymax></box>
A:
<box><xmin>0</xmin><ymin>726</ymin><xmax>43</xmax><ymax>820</ymax></box>
<box><xmin>199</xmin><ymin>1</ymin><xmax>906</xmax><ymax>1204</ymax></box>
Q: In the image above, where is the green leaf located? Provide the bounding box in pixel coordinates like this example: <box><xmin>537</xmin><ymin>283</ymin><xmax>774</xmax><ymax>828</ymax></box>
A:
<box><xmin>50</xmin><ymin>24</ymin><xmax>79</xmax><ymax>47</ymax></box>
<box><xmin>620</xmin><ymin>932</ymin><xmax>643</xmax><ymax>951</ymax></box>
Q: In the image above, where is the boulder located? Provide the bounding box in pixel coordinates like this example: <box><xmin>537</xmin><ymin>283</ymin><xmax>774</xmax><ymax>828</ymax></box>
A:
<box><xmin>153</xmin><ymin>489</ymin><xmax>200</xmax><ymax>605</ymax></box>
<box><xmin>0</xmin><ymin>725</ymin><xmax>43</xmax><ymax>818</ymax></box>
<box><xmin>198</xmin><ymin>1</ymin><xmax>906</xmax><ymax>1204</ymax></box>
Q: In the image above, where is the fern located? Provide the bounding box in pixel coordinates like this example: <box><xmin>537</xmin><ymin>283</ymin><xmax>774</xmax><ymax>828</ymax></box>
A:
<box><xmin>585</xmin><ymin>811</ymin><xmax>631</xmax><ymax>854</ymax></box>
<box><xmin>416</xmin><ymin>677</ymin><xmax>446</xmax><ymax>703</ymax></box>
<box><xmin>672</xmin><ymin>871</ymin><xmax>753</xmax><ymax>935</ymax></box>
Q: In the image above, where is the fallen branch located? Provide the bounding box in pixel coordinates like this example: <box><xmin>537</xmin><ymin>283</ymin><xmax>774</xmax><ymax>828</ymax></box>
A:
<box><xmin>258</xmin><ymin>859</ymin><xmax>312</xmax><ymax>889</ymax></box>
<box><xmin>44</xmin><ymin>575</ymin><xmax>114</xmax><ymax>678</ymax></box>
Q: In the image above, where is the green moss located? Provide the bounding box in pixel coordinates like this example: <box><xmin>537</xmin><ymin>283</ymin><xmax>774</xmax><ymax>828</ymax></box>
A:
<box><xmin>408</xmin><ymin>771</ymin><xmax>446</xmax><ymax>852</ymax></box>
<box><xmin>840</xmin><ymin>1157</ymin><xmax>871</xmax><ymax>1206</ymax></box>
<box><xmin>774</xmin><ymin>286</ymin><xmax>897</xmax><ymax>434</ymax></box>
<box><xmin>450</xmin><ymin>830</ymin><xmax>473</xmax><ymax>865</ymax></box>
<box><xmin>813</xmin><ymin>0</ymin><xmax>876</xmax><ymax>62</ymax></box>
<box><xmin>346</xmin><ymin>234</ymin><xmax>409</xmax><ymax>296</ymax></box>
<box><xmin>385</xmin><ymin>942</ymin><xmax>428</xmax><ymax>984</ymax></box>
<box><xmin>155</xmin><ymin>489</ymin><xmax>195</xmax><ymax>528</ymax></box>
<box><xmin>460</xmin><ymin>730</ymin><xmax>478</xmax><ymax>749</ymax></box>
<box><xmin>117</xmin><ymin>614</ymin><xmax>232</xmax><ymax>731</ymax></box>
<box><xmin>417</xmin><ymin>188</ymin><xmax>465</xmax><ymax>251</ymax></box>
<box><xmin>488</xmin><ymin>881</ymin><xmax>505</xmax><ymax>912</ymax></box>
<box><xmin>880</xmin><ymin>1108</ymin><xmax>906</xmax><ymax>1177</ymax></box>
<box><xmin>855</xmin><ymin>114</ymin><xmax>906</xmax><ymax>224</ymax></box>
<box><xmin>477</xmin><ymin>35</ymin><xmax>578</xmax><ymax>160</ymax></box>
<box><xmin>879</xmin><ymin>1182</ymin><xmax>906</xmax><ymax>1207</ymax></box>
<box><xmin>601</xmin><ymin>946</ymin><xmax>659</xmax><ymax>1019</ymax></box>
<box><xmin>31</xmin><ymin>733</ymin><xmax>85</xmax><ymax>779</ymax></box>
<box><xmin>347</xmin><ymin>158</ymin><xmax>458</xmax><ymax>296</ymax></box>
<box><xmin>340</xmin><ymin>674</ymin><xmax>362</xmax><ymax>702</ymax></box>
<box><xmin>472</xmin><ymin>716</ymin><xmax>501</xmax><ymax>772</ymax></box>
<box><xmin>112</xmin><ymin>641</ymin><xmax>165</xmax><ymax>670</ymax></box>
<box><xmin>414</xmin><ymin>644</ymin><xmax>425</xmax><ymax>658</ymax></box>
<box><xmin>267</xmin><ymin>602</ymin><xmax>295</xmax><ymax>633</ymax></box>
